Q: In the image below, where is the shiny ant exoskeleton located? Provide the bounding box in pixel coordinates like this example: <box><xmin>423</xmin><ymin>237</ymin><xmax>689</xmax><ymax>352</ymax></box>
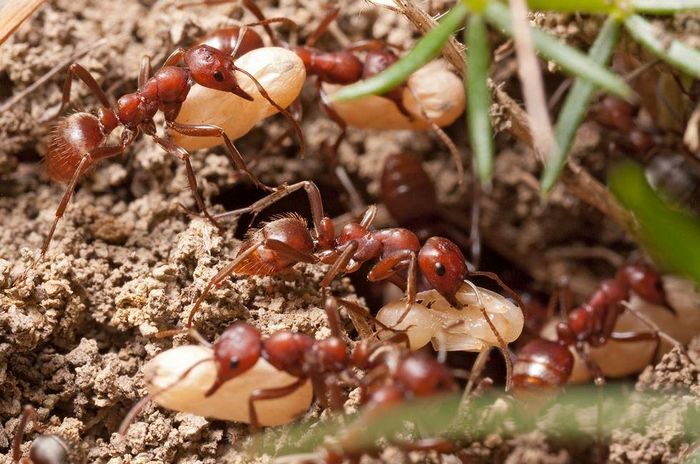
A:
<box><xmin>179</xmin><ymin>180</ymin><xmax>521</xmax><ymax>385</ymax></box>
<box><xmin>38</xmin><ymin>15</ymin><xmax>303</xmax><ymax>260</ymax></box>
<box><xmin>12</xmin><ymin>405</ymin><xmax>70</xmax><ymax>464</ymax></box>
<box><xmin>291</xmin><ymin>8</ymin><xmax>465</xmax><ymax>184</ymax></box>
<box><xmin>512</xmin><ymin>263</ymin><xmax>668</xmax><ymax>392</ymax></box>
<box><xmin>126</xmin><ymin>295</ymin><xmax>424</xmax><ymax>431</ymax></box>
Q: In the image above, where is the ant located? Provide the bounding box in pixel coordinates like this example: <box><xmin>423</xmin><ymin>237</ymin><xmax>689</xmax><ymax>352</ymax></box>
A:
<box><xmin>512</xmin><ymin>263</ymin><xmax>668</xmax><ymax>392</ymax></box>
<box><xmin>12</xmin><ymin>405</ymin><xmax>70</xmax><ymax>464</ymax></box>
<box><xmin>127</xmin><ymin>294</ymin><xmax>415</xmax><ymax>431</ymax></box>
<box><xmin>380</xmin><ymin>152</ymin><xmax>481</xmax><ymax>265</ymax></box>
<box><xmin>37</xmin><ymin>12</ymin><xmax>303</xmax><ymax>260</ymax></box>
<box><xmin>178</xmin><ymin>180</ymin><xmax>521</xmax><ymax>386</ymax></box>
<box><xmin>291</xmin><ymin>8</ymin><xmax>464</xmax><ymax>185</ymax></box>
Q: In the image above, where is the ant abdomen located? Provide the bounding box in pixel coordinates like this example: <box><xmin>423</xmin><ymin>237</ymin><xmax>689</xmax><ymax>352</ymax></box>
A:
<box><xmin>294</xmin><ymin>47</ymin><xmax>363</xmax><ymax>85</ymax></box>
<box><xmin>380</xmin><ymin>153</ymin><xmax>437</xmax><ymax>225</ymax></box>
<box><xmin>45</xmin><ymin>113</ymin><xmax>104</xmax><ymax>182</ymax></box>
<box><xmin>513</xmin><ymin>339</ymin><xmax>574</xmax><ymax>391</ymax></box>
<box><xmin>234</xmin><ymin>215</ymin><xmax>314</xmax><ymax>275</ymax></box>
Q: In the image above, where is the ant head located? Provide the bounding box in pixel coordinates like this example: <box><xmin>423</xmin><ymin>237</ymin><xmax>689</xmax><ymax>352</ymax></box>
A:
<box><xmin>29</xmin><ymin>435</ymin><xmax>70</xmax><ymax>464</ymax></box>
<box><xmin>394</xmin><ymin>353</ymin><xmax>455</xmax><ymax>398</ymax></box>
<box><xmin>213</xmin><ymin>322</ymin><xmax>262</xmax><ymax>383</ymax></box>
<box><xmin>418</xmin><ymin>237</ymin><xmax>468</xmax><ymax>304</ymax></box>
<box><xmin>513</xmin><ymin>339</ymin><xmax>574</xmax><ymax>391</ymax></box>
<box><xmin>618</xmin><ymin>264</ymin><xmax>667</xmax><ymax>306</ymax></box>
<box><xmin>185</xmin><ymin>45</ymin><xmax>254</xmax><ymax>101</ymax></box>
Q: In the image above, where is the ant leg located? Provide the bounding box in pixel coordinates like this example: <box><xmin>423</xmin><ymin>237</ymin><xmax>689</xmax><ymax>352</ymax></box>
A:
<box><xmin>463</xmin><ymin>280</ymin><xmax>513</xmax><ymax>391</ymax></box>
<box><xmin>163</xmin><ymin>47</ymin><xmax>187</xmax><ymax>66</ymax></box>
<box><xmin>12</xmin><ymin>405</ymin><xmax>37</xmax><ymax>462</ymax></box>
<box><xmin>359</xmin><ymin>205</ymin><xmax>377</xmax><ymax>228</ymax></box>
<box><xmin>334</xmin><ymin>165</ymin><xmax>366</xmax><ymax>218</ymax></box>
<box><xmin>345</xmin><ymin>39</ymin><xmax>402</xmax><ymax>53</ymax></box>
<box><xmin>467</xmin><ymin>271</ymin><xmax>525</xmax><ymax>310</ymax></box>
<box><xmin>394</xmin><ymin>438</ymin><xmax>456</xmax><ymax>454</ymax></box>
<box><xmin>248</xmin><ymin>378</ymin><xmax>307</xmax><ymax>432</ymax></box>
<box><xmin>40</xmin><ymin>142</ymin><xmax>126</xmax><ymax>259</ymax></box>
<box><xmin>212</xmin><ymin>181</ymin><xmax>329</xmax><ymax>238</ymax></box>
<box><xmin>234</xmin><ymin>67</ymin><xmax>306</xmax><ymax>157</ymax></box>
<box><xmin>320</xmin><ymin>241</ymin><xmax>359</xmax><ymax>288</ymax></box>
<box><xmin>323</xmin><ymin>294</ymin><xmax>344</xmax><ymax>338</ymax></box>
<box><xmin>166</xmin><ymin>120</ymin><xmax>271</xmax><ymax>191</ymax></box>
<box><xmin>324</xmin><ymin>375</ymin><xmax>345</xmax><ymax>412</ymax></box>
<box><xmin>305</xmin><ymin>7</ymin><xmax>341</xmax><ymax>48</ymax></box>
<box><xmin>367</xmin><ymin>250</ymin><xmax>417</xmax><ymax>325</ymax></box>
<box><xmin>139</xmin><ymin>55</ymin><xmax>152</xmax><ymax>88</ymax></box>
<box><xmin>56</xmin><ymin>63</ymin><xmax>112</xmax><ymax>117</ymax></box>
<box><xmin>186</xmin><ymin>237</ymin><xmax>264</xmax><ymax>328</ymax></box>
<box><xmin>150</xmin><ymin>135</ymin><xmax>224</xmax><ymax>231</ymax></box>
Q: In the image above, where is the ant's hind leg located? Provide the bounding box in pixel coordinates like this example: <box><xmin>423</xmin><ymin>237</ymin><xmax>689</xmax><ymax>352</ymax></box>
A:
<box><xmin>150</xmin><ymin>135</ymin><xmax>224</xmax><ymax>231</ymax></box>
<box><xmin>55</xmin><ymin>63</ymin><xmax>113</xmax><ymax>118</ymax></box>
<box><xmin>247</xmin><ymin>378</ymin><xmax>307</xmax><ymax>432</ymax></box>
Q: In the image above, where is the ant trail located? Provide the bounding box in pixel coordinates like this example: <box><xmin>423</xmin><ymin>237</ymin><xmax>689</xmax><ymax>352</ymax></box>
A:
<box><xmin>463</xmin><ymin>279</ymin><xmax>513</xmax><ymax>391</ymax></box>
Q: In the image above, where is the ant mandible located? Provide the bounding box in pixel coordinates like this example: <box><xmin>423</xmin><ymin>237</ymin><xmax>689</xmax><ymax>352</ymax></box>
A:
<box><xmin>39</xmin><ymin>13</ymin><xmax>302</xmax><ymax>260</ymax></box>
<box><xmin>513</xmin><ymin>263</ymin><xmax>667</xmax><ymax>392</ymax></box>
<box><xmin>12</xmin><ymin>405</ymin><xmax>70</xmax><ymax>464</ymax></box>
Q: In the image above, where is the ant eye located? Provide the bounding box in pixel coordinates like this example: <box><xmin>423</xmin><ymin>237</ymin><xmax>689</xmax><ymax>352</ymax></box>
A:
<box><xmin>213</xmin><ymin>71</ymin><xmax>224</xmax><ymax>82</ymax></box>
<box><xmin>229</xmin><ymin>358</ymin><xmax>239</xmax><ymax>369</ymax></box>
<box><xmin>435</xmin><ymin>262</ymin><xmax>445</xmax><ymax>276</ymax></box>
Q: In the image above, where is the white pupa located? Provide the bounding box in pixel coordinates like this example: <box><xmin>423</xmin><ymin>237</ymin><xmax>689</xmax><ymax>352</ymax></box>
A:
<box><xmin>170</xmin><ymin>47</ymin><xmax>306</xmax><ymax>150</ymax></box>
<box><xmin>144</xmin><ymin>345</ymin><xmax>313</xmax><ymax>426</ymax></box>
<box><xmin>541</xmin><ymin>275</ymin><xmax>700</xmax><ymax>383</ymax></box>
<box><xmin>323</xmin><ymin>59</ymin><xmax>465</xmax><ymax>131</ymax></box>
<box><xmin>376</xmin><ymin>283</ymin><xmax>524</xmax><ymax>352</ymax></box>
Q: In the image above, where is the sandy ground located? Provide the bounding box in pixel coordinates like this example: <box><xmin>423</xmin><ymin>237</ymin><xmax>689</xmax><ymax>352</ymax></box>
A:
<box><xmin>1</xmin><ymin>0</ymin><xmax>700</xmax><ymax>462</ymax></box>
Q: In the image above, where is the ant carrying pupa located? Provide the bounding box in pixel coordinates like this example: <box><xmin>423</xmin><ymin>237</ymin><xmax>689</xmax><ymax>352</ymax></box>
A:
<box><xmin>33</xmin><ymin>7</ymin><xmax>304</xmax><ymax>261</ymax></box>
<box><xmin>512</xmin><ymin>264</ymin><xmax>688</xmax><ymax>393</ymax></box>
<box><xmin>292</xmin><ymin>8</ymin><xmax>466</xmax><ymax>185</ymax></box>
<box><xmin>172</xmin><ymin>180</ymin><xmax>522</xmax><ymax>387</ymax></box>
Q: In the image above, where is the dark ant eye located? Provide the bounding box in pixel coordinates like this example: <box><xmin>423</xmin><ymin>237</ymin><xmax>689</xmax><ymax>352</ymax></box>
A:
<box><xmin>435</xmin><ymin>262</ymin><xmax>445</xmax><ymax>276</ymax></box>
<box><xmin>213</xmin><ymin>71</ymin><xmax>224</xmax><ymax>82</ymax></box>
<box><xmin>229</xmin><ymin>357</ymin><xmax>239</xmax><ymax>369</ymax></box>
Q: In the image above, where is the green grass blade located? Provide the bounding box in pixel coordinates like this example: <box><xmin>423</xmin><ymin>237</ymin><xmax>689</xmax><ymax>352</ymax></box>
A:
<box><xmin>483</xmin><ymin>2</ymin><xmax>631</xmax><ymax>99</ymax></box>
<box><xmin>525</xmin><ymin>0</ymin><xmax>615</xmax><ymax>13</ymax></box>
<box><xmin>330</xmin><ymin>3</ymin><xmax>469</xmax><ymax>102</ymax></box>
<box><xmin>609</xmin><ymin>161</ymin><xmax>700</xmax><ymax>284</ymax></box>
<box><xmin>540</xmin><ymin>17</ymin><xmax>621</xmax><ymax>193</ymax></box>
<box><xmin>624</xmin><ymin>14</ymin><xmax>700</xmax><ymax>79</ymax></box>
<box><xmin>466</xmin><ymin>14</ymin><xmax>494</xmax><ymax>185</ymax></box>
<box><xmin>632</xmin><ymin>0</ymin><xmax>700</xmax><ymax>13</ymax></box>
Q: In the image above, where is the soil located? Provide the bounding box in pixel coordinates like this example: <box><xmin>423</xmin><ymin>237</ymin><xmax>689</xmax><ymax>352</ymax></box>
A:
<box><xmin>1</xmin><ymin>0</ymin><xmax>699</xmax><ymax>463</ymax></box>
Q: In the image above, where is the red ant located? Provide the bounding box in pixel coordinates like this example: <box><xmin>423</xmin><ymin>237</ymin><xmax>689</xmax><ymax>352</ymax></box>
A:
<box><xmin>381</xmin><ymin>152</ymin><xmax>481</xmax><ymax>265</ymax></box>
<box><xmin>12</xmin><ymin>405</ymin><xmax>70</xmax><ymax>464</ymax></box>
<box><xmin>291</xmin><ymin>8</ymin><xmax>464</xmax><ymax>184</ymax></box>
<box><xmin>513</xmin><ymin>263</ymin><xmax>667</xmax><ymax>392</ymax></box>
<box><xmin>37</xmin><ymin>10</ymin><xmax>303</xmax><ymax>260</ymax></box>
<box><xmin>176</xmin><ymin>180</ymin><xmax>521</xmax><ymax>386</ymax></box>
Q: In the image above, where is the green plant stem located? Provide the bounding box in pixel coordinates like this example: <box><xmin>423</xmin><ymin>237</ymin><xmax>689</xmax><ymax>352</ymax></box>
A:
<box><xmin>466</xmin><ymin>14</ymin><xmax>494</xmax><ymax>185</ymax></box>
<box><xmin>526</xmin><ymin>0</ymin><xmax>616</xmax><ymax>13</ymax></box>
<box><xmin>632</xmin><ymin>0</ymin><xmax>700</xmax><ymax>13</ymax></box>
<box><xmin>624</xmin><ymin>14</ymin><xmax>700</xmax><ymax>79</ymax></box>
<box><xmin>609</xmin><ymin>162</ymin><xmax>700</xmax><ymax>284</ymax></box>
<box><xmin>483</xmin><ymin>2</ymin><xmax>631</xmax><ymax>98</ymax></box>
<box><xmin>540</xmin><ymin>17</ymin><xmax>621</xmax><ymax>193</ymax></box>
<box><xmin>330</xmin><ymin>2</ymin><xmax>469</xmax><ymax>102</ymax></box>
